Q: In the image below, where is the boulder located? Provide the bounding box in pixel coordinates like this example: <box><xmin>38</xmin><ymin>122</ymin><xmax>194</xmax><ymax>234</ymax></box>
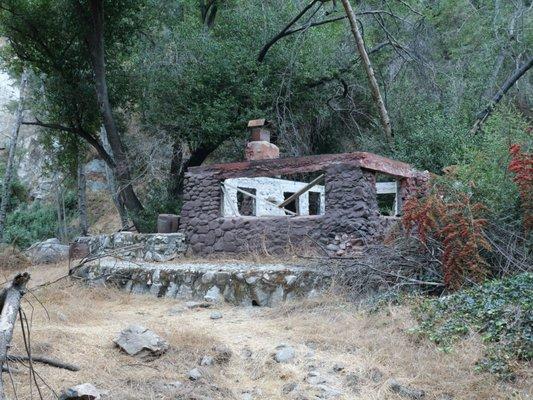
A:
<box><xmin>274</xmin><ymin>345</ymin><xmax>295</xmax><ymax>363</ymax></box>
<box><xmin>59</xmin><ymin>383</ymin><xmax>108</xmax><ymax>400</ymax></box>
<box><xmin>25</xmin><ymin>238</ymin><xmax>69</xmax><ymax>264</ymax></box>
<box><xmin>113</xmin><ymin>325</ymin><xmax>169</xmax><ymax>358</ymax></box>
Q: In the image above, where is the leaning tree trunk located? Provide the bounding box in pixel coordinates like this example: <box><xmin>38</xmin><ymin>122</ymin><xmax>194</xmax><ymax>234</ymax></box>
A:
<box><xmin>471</xmin><ymin>56</ymin><xmax>533</xmax><ymax>134</ymax></box>
<box><xmin>0</xmin><ymin>71</ymin><xmax>28</xmax><ymax>241</ymax></box>
<box><xmin>78</xmin><ymin>0</ymin><xmax>145</xmax><ymax>230</ymax></box>
<box><xmin>77</xmin><ymin>152</ymin><xmax>89</xmax><ymax>236</ymax></box>
<box><xmin>0</xmin><ymin>272</ymin><xmax>30</xmax><ymax>399</ymax></box>
<box><xmin>340</xmin><ymin>0</ymin><xmax>393</xmax><ymax>143</ymax></box>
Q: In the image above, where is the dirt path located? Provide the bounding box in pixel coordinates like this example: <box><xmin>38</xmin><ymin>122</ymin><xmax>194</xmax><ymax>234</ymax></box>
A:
<box><xmin>1</xmin><ymin>262</ymin><xmax>531</xmax><ymax>399</ymax></box>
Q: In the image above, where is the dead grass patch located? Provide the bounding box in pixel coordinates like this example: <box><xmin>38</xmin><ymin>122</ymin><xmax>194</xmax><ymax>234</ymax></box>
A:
<box><xmin>0</xmin><ymin>262</ymin><xmax>530</xmax><ymax>399</ymax></box>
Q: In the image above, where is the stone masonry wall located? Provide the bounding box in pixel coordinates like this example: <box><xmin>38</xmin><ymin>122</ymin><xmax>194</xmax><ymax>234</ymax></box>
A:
<box><xmin>180</xmin><ymin>163</ymin><xmax>386</xmax><ymax>255</ymax></box>
<box><xmin>71</xmin><ymin>232</ymin><xmax>186</xmax><ymax>262</ymax></box>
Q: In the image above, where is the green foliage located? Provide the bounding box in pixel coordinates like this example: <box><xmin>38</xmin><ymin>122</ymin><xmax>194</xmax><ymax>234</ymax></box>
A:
<box><xmin>3</xmin><ymin>202</ymin><xmax>58</xmax><ymax>249</ymax></box>
<box><xmin>132</xmin><ymin>183</ymin><xmax>183</xmax><ymax>233</ymax></box>
<box><xmin>455</xmin><ymin>108</ymin><xmax>531</xmax><ymax>218</ymax></box>
<box><xmin>413</xmin><ymin>273</ymin><xmax>533</xmax><ymax>380</ymax></box>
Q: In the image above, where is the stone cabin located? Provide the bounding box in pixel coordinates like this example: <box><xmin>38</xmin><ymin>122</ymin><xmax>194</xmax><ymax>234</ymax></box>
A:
<box><xmin>179</xmin><ymin>120</ymin><xmax>428</xmax><ymax>255</ymax></box>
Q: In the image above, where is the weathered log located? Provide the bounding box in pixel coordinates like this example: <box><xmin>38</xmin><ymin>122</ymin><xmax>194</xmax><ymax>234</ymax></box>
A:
<box><xmin>0</xmin><ymin>272</ymin><xmax>30</xmax><ymax>399</ymax></box>
<box><xmin>7</xmin><ymin>354</ymin><xmax>80</xmax><ymax>372</ymax></box>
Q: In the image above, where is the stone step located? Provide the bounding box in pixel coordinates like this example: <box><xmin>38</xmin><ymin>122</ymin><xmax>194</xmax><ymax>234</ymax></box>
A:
<box><xmin>74</xmin><ymin>257</ymin><xmax>332</xmax><ymax>307</ymax></box>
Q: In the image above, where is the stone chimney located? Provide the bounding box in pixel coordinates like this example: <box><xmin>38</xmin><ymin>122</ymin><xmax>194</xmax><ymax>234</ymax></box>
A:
<box><xmin>245</xmin><ymin>119</ymin><xmax>279</xmax><ymax>161</ymax></box>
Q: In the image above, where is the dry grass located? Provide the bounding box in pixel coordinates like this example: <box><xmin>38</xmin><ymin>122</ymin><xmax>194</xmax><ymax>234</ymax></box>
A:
<box><xmin>0</xmin><ymin>262</ymin><xmax>531</xmax><ymax>400</ymax></box>
<box><xmin>0</xmin><ymin>245</ymin><xmax>30</xmax><ymax>271</ymax></box>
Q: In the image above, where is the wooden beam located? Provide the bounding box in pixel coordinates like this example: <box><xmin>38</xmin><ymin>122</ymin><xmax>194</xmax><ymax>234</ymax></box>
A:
<box><xmin>277</xmin><ymin>174</ymin><xmax>325</xmax><ymax>209</ymax></box>
<box><xmin>222</xmin><ymin>183</ymin><xmax>297</xmax><ymax>216</ymax></box>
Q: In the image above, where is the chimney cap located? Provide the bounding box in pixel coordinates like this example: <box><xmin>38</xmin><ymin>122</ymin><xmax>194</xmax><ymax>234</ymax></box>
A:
<box><xmin>247</xmin><ymin>118</ymin><xmax>269</xmax><ymax>128</ymax></box>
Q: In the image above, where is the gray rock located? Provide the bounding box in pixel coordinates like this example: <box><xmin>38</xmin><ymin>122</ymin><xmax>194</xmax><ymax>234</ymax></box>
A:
<box><xmin>25</xmin><ymin>238</ymin><xmax>69</xmax><ymax>264</ymax></box>
<box><xmin>113</xmin><ymin>325</ymin><xmax>169</xmax><ymax>358</ymax></box>
<box><xmin>316</xmin><ymin>384</ymin><xmax>343</xmax><ymax>398</ymax></box>
<box><xmin>210</xmin><ymin>311</ymin><xmax>223</xmax><ymax>320</ymax></box>
<box><xmin>274</xmin><ymin>345</ymin><xmax>295</xmax><ymax>363</ymax></box>
<box><xmin>284</xmin><ymin>275</ymin><xmax>298</xmax><ymax>286</ymax></box>
<box><xmin>367</xmin><ymin>367</ymin><xmax>384</xmax><ymax>383</ymax></box>
<box><xmin>152</xmin><ymin>381</ymin><xmax>182</xmax><ymax>393</ymax></box>
<box><xmin>282</xmin><ymin>382</ymin><xmax>298</xmax><ymax>394</ymax></box>
<box><xmin>345</xmin><ymin>373</ymin><xmax>360</xmax><ymax>393</ymax></box>
<box><xmin>59</xmin><ymin>383</ymin><xmax>108</xmax><ymax>400</ymax></box>
<box><xmin>389</xmin><ymin>379</ymin><xmax>426</xmax><ymax>399</ymax></box>
<box><xmin>185</xmin><ymin>301</ymin><xmax>212</xmax><ymax>309</ymax></box>
<box><xmin>213</xmin><ymin>344</ymin><xmax>232</xmax><ymax>364</ymax></box>
<box><xmin>332</xmin><ymin>363</ymin><xmax>345</xmax><ymax>372</ymax></box>
<box><xmin>204</xmin><ymin>286</ymin><xmax>222</xmax><ymax>302</ymax></box>
<box><xmin>167</xmin><ymin>306</ymin><xmax>184</xmax><ymax>316</ymax></box>
<box><xmin>188</xmin><ymin>367</ymin><xmax>203</xmax><ymax>381</ymax></box>
<box><xmin>199</xmin><ymin>355</ymin><xmax>214</xmax><ymax>366</ymax></box>
<box><xmin>306</xmin><ymin>371</ymin><xmax>327</xmax><ymax>385</ymax></box>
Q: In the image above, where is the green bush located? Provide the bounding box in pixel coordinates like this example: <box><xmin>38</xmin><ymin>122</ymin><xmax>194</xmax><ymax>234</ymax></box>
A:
<box><xmin>3</xmin><ymin>201</ymin><xmax>58</xmax><ymax>249</ymax></box>
<box><xmin>413</xmin><ymin>273</ymin><xmax>533</xmax><ymax>380</ymax></box>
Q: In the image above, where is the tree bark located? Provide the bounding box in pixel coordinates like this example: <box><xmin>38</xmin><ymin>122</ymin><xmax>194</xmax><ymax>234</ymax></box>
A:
<box><xmin>168</xmin><ymin>142</ymin><xmax>220</xmax><ymax>200</ymax></box>
<box><xmin>471</xmin><ymin>56</ymin><xmax>533</xmax><ymax>134</ymax></box>
<box><xmin>76</xmin><ymin>0</ymin><xmax>145</xmax><ymax>230</ymax></box>
<box><xmin>55</xmin><ymin>177</ymin><xmax>67</xmax><ymax>242</ymax></box>
<box><xmin>167</xmin><ymin>139</ymin><xmax>185</xmax><ymax>200</ymax></box>
<box><xmin>340</xmin><ymin>0</ymin><xmax>393</xmax><ymax>142</ymax></box>
<box><xmin>100</xmin><ymin>127</ymin><xmax>129</xmax><ymax>229</ymax></box>
<box><xmin>77</xmin><ymin>152</ymin><xmax>89</xmax><ymax>236</ymax></box>
<box><xmin>0</xmin><ymin>71</ymin><xmax>28</xmax><ymax>241</ymax></box>
<box><xmin>0</xmin><ymin>272</ymin><xmax>30</xmax><ymax>399</ymax></box>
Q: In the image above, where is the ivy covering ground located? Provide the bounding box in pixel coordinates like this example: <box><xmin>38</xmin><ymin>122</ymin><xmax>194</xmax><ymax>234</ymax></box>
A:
<box><xmin>413</xmin><ymin>273</ymin><xmax>533</xmax><ymax>380</ymax></box>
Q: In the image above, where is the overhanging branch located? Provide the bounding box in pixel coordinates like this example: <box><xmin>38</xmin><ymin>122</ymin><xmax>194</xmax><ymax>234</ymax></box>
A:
<box><xmin>22</xmin><ymin>119</ymin><xmax>116</xmax><ymax>168</ymax></box>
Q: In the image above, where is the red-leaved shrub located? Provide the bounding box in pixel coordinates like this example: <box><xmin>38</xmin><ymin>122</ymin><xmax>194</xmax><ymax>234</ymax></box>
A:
<box><xmin>403</xmin><ymin>187</ymin><xmax>491</xmax><ymax>290</ymax></box>
<box><xmin>508</xmin><ymin>144</ymin><xmax>533</xmax><ymax>231</ymax></box>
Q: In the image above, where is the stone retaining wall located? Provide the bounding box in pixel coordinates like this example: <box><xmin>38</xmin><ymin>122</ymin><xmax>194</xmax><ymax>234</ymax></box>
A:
<box><xmin>75</xmin><ymin>258</ymin><xmax>331</xmax><ymax>306</ymax></box>
<box><xmin>71</xmin><ymin>232</ymin><xmax>186</xmax><ymax>262</ymax></box>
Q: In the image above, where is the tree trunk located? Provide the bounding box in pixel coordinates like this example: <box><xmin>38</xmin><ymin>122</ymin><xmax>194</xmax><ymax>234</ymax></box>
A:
<box><xmin>340</xmin><ymin>0</ymin><xmax>393</xmax><ymax>143</ymax></box>
<box><xmin>471</xmin><ymin>56</ymin><xmax>533</xmax><ymax>134</ymax></box>
<box><xmin>77</xmin><ymin>0</ymin><xmax>145</xmax><ymax>230</ymax></box>
<box><xmin>168</xmin><ymin>142</ymin><xmax>219</xmax><ymax>200</ymax></box>
<box><xmin>0</xmin><ymin>71</ymin><xmax>28</xmax><ymax>241</ymax></box>
<box><xmin>55</xmin><ymin>177</ymin><xmax>66</xmax><ymax>242</ymax></box>
<box><xmin>77</xmin><ymin>152</ymin><xmax>89</xmax><ymax>236</ymax></box>
<box><xmin>100</xmin><ymin>127</ymin><xmax>129</xmax><ymax>229</ymax></box>
<box><xmin>167</xmin><ymin>139</ymin><xmax>185</xmax><ymax>200</ymax></box>
<box><xmin>0</xmin><ymin>272</ymin><xmax>30</xmax><ymax>399</ymax></box>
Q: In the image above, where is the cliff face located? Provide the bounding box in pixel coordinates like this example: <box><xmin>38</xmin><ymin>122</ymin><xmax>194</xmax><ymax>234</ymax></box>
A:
<box><xmin>0</xmin><ymin>70</ymin><xmax>53</xmax><ymax>200</ymax></box>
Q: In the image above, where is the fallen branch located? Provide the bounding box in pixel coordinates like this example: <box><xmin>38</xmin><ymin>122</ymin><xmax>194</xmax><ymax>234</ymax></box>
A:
<box><xmin>7</xmin><ymin>355</ymin><xmax>80</xmax><ymax>372</ymax></box>
<box><xmin>0</xmin><ymin>272</ymin><xmax>30</xmax><ymax>399</ymax></box>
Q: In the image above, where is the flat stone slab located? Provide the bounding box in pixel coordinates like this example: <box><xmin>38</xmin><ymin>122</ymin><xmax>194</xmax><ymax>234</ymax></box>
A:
<box><xmin>74</xmin><ymin>257</ymin><xmax>332</xmax><ymax>306</ymax></box>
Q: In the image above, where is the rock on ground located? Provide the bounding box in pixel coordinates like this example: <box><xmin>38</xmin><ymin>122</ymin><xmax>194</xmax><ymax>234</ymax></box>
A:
<box><xmin>389</xmin><ymin>379</ymin><xmax>426</xmax><ymax>399</ymax></box>
<box><xmin>274</xmin><ymin>345</ymin><xmax>295</xmax><ymax>363</ymax></box>
<box><xmin>25</xmin><ymin>238</ymin><xmax>69</xmax><ymax>264</ymax></box>
<box><xmin>189</xmin><ymin>367</ymin><xmax>203</xmax><ymax>380</ymax></box>
<box><xmin>210</xmin><ymin>311</ymin><xmax>223</xmax><ymax>320</ymax></box>
<box><xmin>59</xmin><ymin>383</ymin><xmax>108</xmax><ymax>400</ymax></box>
<box><xmin>113</xmin><ymin>325</ymin><xmax>169</xmax><ymax>358</ymax></box>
